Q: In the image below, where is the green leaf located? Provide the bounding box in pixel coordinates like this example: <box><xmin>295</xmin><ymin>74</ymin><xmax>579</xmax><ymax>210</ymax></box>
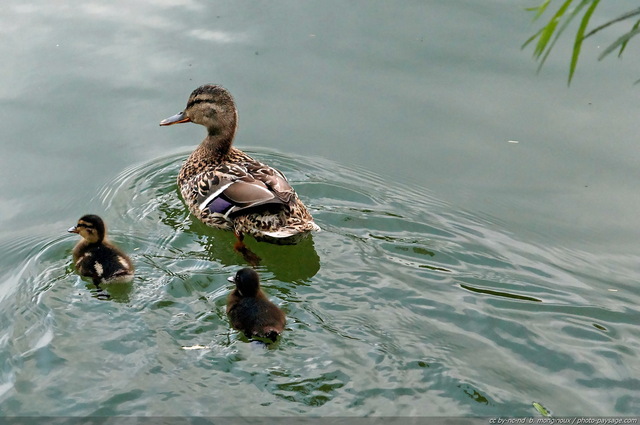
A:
<box><xmin>619</xmin><ymin>19</ymin><xmax>640</xmax><ymax>57</ymax></box>
<box><xmin>524</xmin><ymin>2</ymin><xmax>640</xmax><ymax>83</ymax></box>
<box><xmin>532</xmin><ymin>0</ymin><xmax>575</xmax><ymax>59</ymax></box>
<box><xmin>528</xmin><ymin>0</ymin><xmax>552</xmax><ymax>21</ymax></box>
<box><xmin>522</xmin><ymin>27</ymin><xmax>545</xmax><ymax>50</ymax></box>
<box><xmin>598</xmin><ymin>26</ymin><xmax>640</xmax><ymax>60</ymax></box>
<box><xmin>584</xmin><ymin>7</ymin><xmax>640</xmax><ymax>38</ymax></box>
<box><xmin>536</xmin><ymin>0</ymin><xmax>589</xmax><ymax>74</ymax></box>
<box><xmin>569</xmin><ymin>0</ymin><xmax>600</xmax><ymax>84</ymax></box>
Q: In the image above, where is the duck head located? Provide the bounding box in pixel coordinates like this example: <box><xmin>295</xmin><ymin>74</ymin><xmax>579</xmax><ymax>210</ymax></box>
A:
<box><xmin>68</xmin><ymin>214</ymin><xmax>106</xmax><ymax>244</ymax></box>
<box><xmin>228</xmin><ymin>267</ymin><xmax>261</xmax><ymax>298</ymax></box>
<box><xmin>160</xmin><ymin>84</ymin><xmax>238</xmax><ymax>138</ymax></box>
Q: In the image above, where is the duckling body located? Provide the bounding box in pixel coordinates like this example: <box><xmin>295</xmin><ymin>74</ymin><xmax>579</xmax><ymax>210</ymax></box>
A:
<box><xmin>68</xmin><ymin>215</ymin><xmax>134</xmax><ymax>285</ymax></box>
<box><xmin>160</xmin><ymin>85</ymin><xmax>319</xmax><ymax>244</ymax></box>
<box><xmin>227</xmin><ymin>268</ymin><xmax>286</xmax><ymax>342</ymax></box>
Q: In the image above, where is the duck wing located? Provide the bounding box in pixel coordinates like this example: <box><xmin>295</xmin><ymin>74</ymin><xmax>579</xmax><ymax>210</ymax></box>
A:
<box><xmin>192</xmin><ymin>163</ymin><xmax>295</xmax><ymax>218</ymax></box>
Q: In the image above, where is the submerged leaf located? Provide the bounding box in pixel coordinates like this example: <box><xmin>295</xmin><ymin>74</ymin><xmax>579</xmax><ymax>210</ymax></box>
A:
<box><xmin>533</xmin><ymin>401</ymin><xmax>551</xmax><ymax>417</ymax></box>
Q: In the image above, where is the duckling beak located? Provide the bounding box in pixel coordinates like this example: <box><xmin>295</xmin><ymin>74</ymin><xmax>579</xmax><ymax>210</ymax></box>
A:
<box><xmin>160</xmin><ymin>111</ymin><xmax>191</xmax><ymax>126</ymax></box>
<box><xmin>67</xmin><ymin>226</ymin><xmax>78</xmax><ymax>234</ymax></box>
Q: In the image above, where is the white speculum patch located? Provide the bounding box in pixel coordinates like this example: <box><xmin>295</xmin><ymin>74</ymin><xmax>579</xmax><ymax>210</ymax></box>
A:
<box><xmin>94</xmin><ymin>262</ymin><xmax>104</xmax><ymax>276</ymax></box>
<box><xmin>117</xmin><ymin>256</ymin><xmax>129</xmax><ymax>270</ymax></box>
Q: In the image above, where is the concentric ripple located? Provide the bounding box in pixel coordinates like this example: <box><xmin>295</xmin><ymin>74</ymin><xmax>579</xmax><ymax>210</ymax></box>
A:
<box><xmin>0</xmin><ymin>148</ymin><xmax>638</xmax><ymax>416</ymax></box>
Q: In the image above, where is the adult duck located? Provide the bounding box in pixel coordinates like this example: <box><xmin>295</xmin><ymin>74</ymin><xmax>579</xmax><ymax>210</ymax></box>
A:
<box><xmin>160</xmin><ymin>84</ymin><xmax>320</xmax><ymax>245</ymax></box>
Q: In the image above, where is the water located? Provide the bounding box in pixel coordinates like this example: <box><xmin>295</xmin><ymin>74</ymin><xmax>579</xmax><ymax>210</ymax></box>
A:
<box><xmin>1</xmin><ymin>0</ymin><xmax>640</xmax><ymax>418</ymax></box>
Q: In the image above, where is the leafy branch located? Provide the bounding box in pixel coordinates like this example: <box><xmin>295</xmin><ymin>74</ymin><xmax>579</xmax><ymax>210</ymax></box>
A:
<box><xmin>523</xmin><ymin>1</ymin><xmax>640</xmax><ymax>84</ymax></box>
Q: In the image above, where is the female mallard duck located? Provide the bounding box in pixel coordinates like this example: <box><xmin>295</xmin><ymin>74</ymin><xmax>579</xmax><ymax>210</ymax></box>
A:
<box><xmin>68</xmin><ymin>215</ymin><xmax>134</xmax><ymax>285</ymax></box>
<box><xmin>227</xmin><ymin>268</ymin><xmax>286</xmax><ymax>342</ymax></box>
<box><xmin>160</xmin><ymin>84</ymin><xmax>320</xmax><ymax>244</ymax></box>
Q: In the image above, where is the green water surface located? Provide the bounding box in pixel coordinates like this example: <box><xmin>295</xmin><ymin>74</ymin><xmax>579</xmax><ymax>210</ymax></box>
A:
<box><xmin>1</xmin><ymin>0</ymin><xmax>639</xmax><ymax>418</ymax></box>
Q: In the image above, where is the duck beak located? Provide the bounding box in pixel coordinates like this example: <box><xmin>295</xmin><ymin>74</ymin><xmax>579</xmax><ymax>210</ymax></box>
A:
<box><xmin>68</xmin><ymin>226</ymin><xmax>78</xmax><ymax>233</ymax></box>
<box><xmin>227</xmin><ymin>275</ymin><xmax>235</xmax><ymax>283</ymax></box>
<box><xmin>160</xmin><ymin>111</ymin><xmax>191</xmax><ymax>126</ymax></box>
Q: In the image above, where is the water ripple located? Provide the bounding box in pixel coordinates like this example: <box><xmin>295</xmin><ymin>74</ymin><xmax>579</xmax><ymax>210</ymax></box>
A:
<box><xmin>0</xmin><ymin>149</ymin><xmax>638</xmax><ymax>415</ymax></box>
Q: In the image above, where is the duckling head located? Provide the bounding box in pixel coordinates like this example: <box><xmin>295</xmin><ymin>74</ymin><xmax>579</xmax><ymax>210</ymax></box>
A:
<box><xmin>160</xmin><ymin>84</ymin><xmax>238</xmax><ymax>137</ymax></box>
<box><xmin>68</xmin><ymin>214</ymin><xmax>106</xmax><ymax>244</ymax></box>
<box><xmin>229</xmin><ymin>267</ymin><xmax>261</xmax><ymax>298</ymax></box>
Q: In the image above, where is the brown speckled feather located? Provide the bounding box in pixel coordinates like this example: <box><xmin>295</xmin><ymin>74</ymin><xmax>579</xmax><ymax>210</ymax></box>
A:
<box><xmin>162</xmin><ymin>85</ymin><xmax>320</xmax><ymax>244</ymax></box>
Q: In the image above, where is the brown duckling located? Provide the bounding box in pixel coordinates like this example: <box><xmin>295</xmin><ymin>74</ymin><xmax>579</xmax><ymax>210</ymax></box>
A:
<box><xmin>160</xmin><ymin>84</ymin><xmax>320</xmax><ymax>245</ymax></box>
<box><xmin>68</xmin><ymin>214</ymin><xmax>134</xmax><ymax>285</ymax></box>
<box><xmin>226</xmin><ymin>268</ymin><xmax>286</xmax><ymax>342</ymax></box>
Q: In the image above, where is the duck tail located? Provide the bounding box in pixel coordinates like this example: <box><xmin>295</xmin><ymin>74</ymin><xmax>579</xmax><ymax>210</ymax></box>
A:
<box><xmin>264</xmin><ymin>330</ymin><xmax>280</xmax><ymax>342</ymax></box>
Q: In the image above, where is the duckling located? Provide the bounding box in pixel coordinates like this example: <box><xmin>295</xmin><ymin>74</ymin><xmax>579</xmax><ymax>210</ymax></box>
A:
<box><xmin>226</xmin><ymin>268</ymin><xmax>286</xmax><ymax>342</ymax></box>
<box><xmin>160</xmin><ymin>84</ymin><xmax>320</xmax><ymax>245</ymax></box>
<box><xmin>68</xmin><ymin>215</ymin><xmax>134</xmax><ymax>285</ymax></box>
